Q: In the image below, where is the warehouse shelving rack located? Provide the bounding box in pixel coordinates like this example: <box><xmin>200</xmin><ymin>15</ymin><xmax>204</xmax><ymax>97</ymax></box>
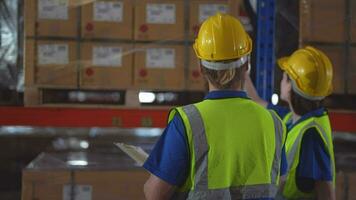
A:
<box><xmin>0</xmin><ymin>0</ymin><xmax>355</xmax><ymax>133</ymax></box>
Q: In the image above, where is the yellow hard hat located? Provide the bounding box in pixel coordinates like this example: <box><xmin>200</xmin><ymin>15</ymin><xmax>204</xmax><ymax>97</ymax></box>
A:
<box><xmin>278</xmin><ymin>46</ymin><xmax>333</xmax><ymax>100</ymax></box>
<box><xmin>193</xmin><ymin>13</ymin><xmax>252</xmax><ymax>62</ymax></box>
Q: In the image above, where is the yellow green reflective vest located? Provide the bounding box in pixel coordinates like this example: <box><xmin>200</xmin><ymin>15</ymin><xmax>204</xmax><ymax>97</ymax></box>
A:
<box><xmin>168</xmin><ymin>97</ymin><xmax>286</xmax><ymax>199</ymax></box>
<box><xmin>282</xmin><ymin>112</ymin><xmax>335</xmax><ymax>199</ymax></box>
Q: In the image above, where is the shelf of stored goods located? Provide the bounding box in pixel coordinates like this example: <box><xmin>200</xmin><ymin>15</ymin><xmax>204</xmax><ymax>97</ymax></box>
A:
<box><xmin>0</xmin><ymin>107</ymin><xmax>355</xmax><ymax>133</ymax></box>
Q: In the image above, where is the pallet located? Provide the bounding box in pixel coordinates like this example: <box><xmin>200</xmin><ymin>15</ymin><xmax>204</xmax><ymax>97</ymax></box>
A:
<box><xmin>24</xmin><ymin>86</ymin><xmax>205</xmax><ymax>108</ymax></box>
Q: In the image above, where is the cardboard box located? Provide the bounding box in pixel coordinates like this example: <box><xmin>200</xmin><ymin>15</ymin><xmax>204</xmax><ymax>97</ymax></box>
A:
<box><xmin>25</xmin><ymin>0</ymin><xmax>78</xmax><ymax>37</ymax></box>
<box><xmin>348</xmin><ymin>47</ymin><xmax>356</xmax><ymax>94</ymax></box>
<box><xmin>134</xmin><ymin>44</ymin><xmax>184</xmax><ymax>90</ymax></box>
<box><xmin>189</xmin><ymin>0</ymin><xmax>240</xmax><ymax>40</ymax></box>
<box><xmin>75</xmin><ymin>170</ymin><xmax>148</xmax><ymax>200</ymax></box>
<box><xmin>335</xmin><ymin>172</ymin><xmax>345</xmax><ymax>200</ymax></box>
<box><xmin>313</xmin><ymin>45</ymin><xmax>345</xmax><ymax>94</ymax></box>
<box><xmin>22</xmin><ymin>171</ymin><xmax>71</xmax><ymax>200</ymax></box>
<box><xmin>80</xmin><ymin>42</ymin><xmax>133</xmax><ymax>89</ymax></box>
<box><xmin>349</xmin><ymin>172</ymin><xmax>356</xmax><ymax>199</ymax></box>
<box><xmin>352</xmin><ymin>2</ymin><xmax>356</xmax><ymax>43</ymax></box>
<box><xmin>25</xmin><ymin>40</ymin><xmax>78</xmax><ymax>88</ymax></box>
<box><xmin>300</xmin><ymin>0</ymin><xmax>346</xmax><ymax>43</ymax></box>
<box><xmin>187</xmin><ymin>47</ymin><xmax>206</xmax><ymax>91</ymax></box>
<box><xmin>22</xmin><ymin>153</ymin><xmax>149</xmax><ymax>200</ymax></box>
<box><xmin>81</xmin><ymin>0</ymin><xmax>133</xmax><ymax>39</ymax></box>
<box><xmin>134</xmin><ymin>1</ymin><xmax>184</xmax><ymax>41</ymax></box>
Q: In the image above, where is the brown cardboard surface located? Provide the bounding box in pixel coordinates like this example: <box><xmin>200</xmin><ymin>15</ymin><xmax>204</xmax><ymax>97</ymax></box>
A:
<box><xmin>300</xmin><ymin>0</ymin><xmax>346</xmax><ymax>43</ymax></box>
<box><xmin>81</xmin><ymin>0</ymin><xmax>133</xmax><ymax>39</ymax></box>
<box><xmin>335</xmin><ymin>172</ymin><xmax>345</xmax><ymax>200</ymax></box>
<box><xmin>22</xmin><ymin>169</ymin><xmax>148</xmax><ymax>200</ymax></box>
<box><xmin>25</xmin><ymin>0</ymin><xmax>78</xmax><ymax>37</ymax></box>
<box><xmin>189</xmin><ymin>0</ymin><xmax>240</xmax><ymax>40</ymax></box>
<box><xmin>75</xmin><ymin>170</ymin><xmax>149</xmax><ymax>200</ymax></box>
<box><xmin>349</xmin><ymin>172</ymin><xmax>356</xmax><ymax>200</ymax></box>
<box><xmin>25</xmin><ymin>40</ymin><xmax>36</xmax><ymax>87</ymax></box>
<box><xmin>134</xmin><ymin>44</ymin><xmax>185</xmax><ymax>90</ymax></box>
<box><xmin>26</xmin><ymin>40</ymin><xmax>78</xmax><ymax>88</ymax></box>
<box><xmin>80</xmin><ymin>42</ymin><xmax>133</xmax><ymax>89</ymax></box>
<box><xmin>348</xmin><ymin>47</ymin><xmax>356</xmax><ymax>94</ymax></box>
<box><xmin>313</xmin><ymin>45</ymin><xmax>345</xmax><ymax>94</ymax></box>
<box><xmin>22</xmin><ymin>171</ymin><xmax>71</xmax><ymax>200</ymax></box>
<box><xmin>134</xmin><ymin>1</ymin><xmax>184</xmax><ymax>41</ymax></box>
<box><xmin>187</xmin><ymin>47</ymin><xmax>206</xmax><ymax>91</ymax></box>
<box><xmin>351</xmin><ymin>1</ymin><xmax>356</xmax><ymax>43</ymax></box>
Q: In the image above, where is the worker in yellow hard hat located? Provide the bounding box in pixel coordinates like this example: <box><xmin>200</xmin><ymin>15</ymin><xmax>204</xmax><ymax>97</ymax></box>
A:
<box><xmin>143</xmin><ymin>13</ymin><xmax>287</xmax><ymax>200</ymax></box>
<box><xmin>245</xmin><ymin>46</ymin><xmax>336</xmax><ymax>199</ymax></box>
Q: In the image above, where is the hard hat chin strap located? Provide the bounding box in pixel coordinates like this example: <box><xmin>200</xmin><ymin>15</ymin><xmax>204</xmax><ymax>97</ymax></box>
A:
<box><xmin>201</xmin><ymin>55</ymin><xmax>249</xmax><ymax>71</ymax></box>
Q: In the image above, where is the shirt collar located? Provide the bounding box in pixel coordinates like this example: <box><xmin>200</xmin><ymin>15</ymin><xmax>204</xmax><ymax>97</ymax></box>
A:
<box><xmin>204</xmin><ymin>90</ymin><xmax>249</xmax><ymax>100</ymax></box>
<box><xmin>288</xmin><ymin>107</ymin><xmax>327</xmax><ymax>131</ymax></box>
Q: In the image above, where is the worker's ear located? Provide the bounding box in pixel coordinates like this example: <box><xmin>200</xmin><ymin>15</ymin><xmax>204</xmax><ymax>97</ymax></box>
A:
<box><xmin>199</xmin><ymin>60</ymin><xmax>204</xmax><ymax>75</ymax></box>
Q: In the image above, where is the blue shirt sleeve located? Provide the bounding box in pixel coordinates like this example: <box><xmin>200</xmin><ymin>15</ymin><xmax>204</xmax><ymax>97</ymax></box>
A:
<box><xmin>267</xmin><ymin>103</ymin><xmax>290</xmax><ymax>119</ymax></box>
<box><xmin>143</xmin><ymin>113</ymin><xmax>189</xmax><ymax>186</ymax></box>
<box><xmin>280</xmin><ymin>145</ymin><xmax>288</xmax><ymax>176</ymax></box>
<box><xmin>296</xmin><ymin>127</ymin><xmax>333</xmax><ymax>192</ymax></box>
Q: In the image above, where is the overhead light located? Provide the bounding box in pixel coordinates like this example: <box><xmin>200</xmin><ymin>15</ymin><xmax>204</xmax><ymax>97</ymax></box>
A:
<box><xmin>67</xmin><ymin>160</ymin><xmax>88</xmax><ymax>166</ymax></box>
<box><xmin>79</xmin><ymin>141</ymin><xmax>89</xmax><ymax>149</ymax></box>
<box><xmin>139</xmin><ymin>92</ymin><xmax>155</xmax><ymax>103</ymax></box>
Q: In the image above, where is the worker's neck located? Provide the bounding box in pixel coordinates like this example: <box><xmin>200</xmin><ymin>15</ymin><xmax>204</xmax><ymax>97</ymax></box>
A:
<box><xmin>208</xmin><ymin>82</ymin><xmax>243</xmax><ymax>92</ymax></box>
<box><xmin>288</xmin><ymin>103</ymin><xmax>301</xmax><ymax>123</ymax></box>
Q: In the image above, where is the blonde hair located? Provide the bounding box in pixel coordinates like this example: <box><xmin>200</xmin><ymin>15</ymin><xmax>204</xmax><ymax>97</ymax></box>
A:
<box><xmin>202</xmin><ymin>63</ymin><xmax>247</xmax><ymax>89</ymax></box>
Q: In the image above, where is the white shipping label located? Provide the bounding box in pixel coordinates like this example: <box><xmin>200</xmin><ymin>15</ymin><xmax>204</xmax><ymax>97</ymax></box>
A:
<box><xmin>38</xmin><ymin>0</ymin><xmax>68</xmax><ymax>20</ymax></box>
<box><xmin>146</xmin><ymin>48</ymin><xmax>175</xmax><ymax>68</ymax></box>
<box><xmin>92</xmin><ymin>46</ymin><xmax>123</xmax><ymax>67</ymax></box>
<box><xmin>199</xmin><ymin>4</ymin><xmax>229</xmax><ymax>23</ymax></box>
<box><xmin>146</xmin><ymin>4</ymin><xmax>176</xmax><ymax>24</ymax></box>
<box><xmin>94</xmin><ymin>2</ymin><xmax>123</xmax><ymax>22</ymax></box>
<box><xmin>63</xmin><ymin>185</ymin><xmax>92</xmax><ymax>200</ymax></box>
<box><xmin>38</xmin><ymin>44</ymin><xmax>69</xmax><ymax>65</ymax></box>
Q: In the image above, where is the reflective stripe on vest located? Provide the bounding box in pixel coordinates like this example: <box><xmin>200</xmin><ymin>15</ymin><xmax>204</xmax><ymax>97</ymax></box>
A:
<box><xmin>283</xmin><ymin>116</ymin><xmax>335</xmax><ymax>199</ymax></box>
<box><xmin>287</xmin><ymin>122</ymin><xmax>332</xmax><ymax>173</ymax></box>
<box><xmin>172</xmin><ymin>104</ymin><xmax>284</xmax><ymax>199</ymax></box>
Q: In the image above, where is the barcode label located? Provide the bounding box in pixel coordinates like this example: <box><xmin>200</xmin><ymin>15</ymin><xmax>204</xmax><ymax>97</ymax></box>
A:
<box><xmin>38</xmin><ymin>0</ymin><xmax>68</xmax><ymax>20</ymax></box>
<box><xmin>199</xmin><ymin>4</ymin><xmax>229</xmax><ymax>23</ymax></box>
<box><xmin>94</xmin><ymin>2</ymin><xmax>123</xmax><ymax>22</ymax></box>
<box><xmin>38</xmin><ymin>44</ymin><xmax>69</xmax><ymax>65</ymax></box>
<box><xmin>63</xmin><ymin>185</ymin><xmax>92</xmax><ymax>200</ymax></box>
<box><xmin>146</xmin><ymin>48</ymin><xmax>175</xmax><ymax>68</ymax></box>
<box><xmin>146</xmin><ymin>4</ymin><xmax>176</xmax><ymax>24</ymax></box>
<box><xmin>93</xmin><ymin>46</ymin><xmax>123</xmax><ymax>67</ymax></box>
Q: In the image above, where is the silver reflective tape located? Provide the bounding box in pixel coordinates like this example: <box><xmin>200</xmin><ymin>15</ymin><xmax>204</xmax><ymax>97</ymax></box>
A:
<box><xmin>182</xmin><ymin>105</ymin><xmax>209</xmax><ymax>190</ymax></box>
<box><xmin>201</xmin><ymin>56</ymin><xmax>248</xmax><ymax>70</ymax></box>
<box><xmin>269</xmin><ymin>110</ymin><xmax>284</xmax><ymax>184</ymax></box>
<box><xmin>173</xmin><ymin>184</ymin><xmax>279</xmax><ymax>200</ymax></box>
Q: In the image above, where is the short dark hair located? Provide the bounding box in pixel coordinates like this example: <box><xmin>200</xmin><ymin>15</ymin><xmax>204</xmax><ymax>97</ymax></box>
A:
<box><xmin>201</xmin><ymin>62</ymin><xmax>248</xmax><ymax>89</ymax></box>
<box><xmin>290</xmin><ymin>89</ymin><xmax>323</xmax><ymax>116</ymax></box>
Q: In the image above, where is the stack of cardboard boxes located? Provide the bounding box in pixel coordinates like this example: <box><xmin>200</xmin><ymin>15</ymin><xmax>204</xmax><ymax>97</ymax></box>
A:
<box><xmin>24</xmin><ymin>0</ymin><xmax>243</xmax><ymax>105</ymax></box>
<box><xmin>22</xmin><ymin>152</ymin><xmax>149</xmax><ymax>200</ymax></box>
<box><xmin>299</xmin><ymin>0</ymin><xmax>356</xmax><ymax>94</ymax></box>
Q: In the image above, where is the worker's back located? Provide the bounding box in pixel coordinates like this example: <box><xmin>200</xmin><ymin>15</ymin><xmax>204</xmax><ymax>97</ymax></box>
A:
<box><xmin>170</xmin><ymin>96</ymin><xmax>286</xmax><ymax>199</ymax></box>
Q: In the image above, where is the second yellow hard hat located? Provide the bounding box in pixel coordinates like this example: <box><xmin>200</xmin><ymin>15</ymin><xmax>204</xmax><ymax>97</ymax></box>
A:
<box><xmin>278</xmin><ymin>46</ymin><xmax>333</xmax><ymax>100</ymax></box>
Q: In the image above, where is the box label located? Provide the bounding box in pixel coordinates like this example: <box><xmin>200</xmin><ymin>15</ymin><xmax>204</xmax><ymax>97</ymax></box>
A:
<box><xmin>94</xmin><ymin>2</ymin><xmax>123</xmax><ymax>22</ymax></box>
<box><xmin>146</xmin><ymin>4</ymin><xmax>176</xmax><ymax>24</ymax></box>
<box><xmin>38</xmin><ymin>0</ymin><xmax>69</xmax><ymax>20</ymax></box>
<box><xmin>93</xmin><ymin>46</ymin><xmax>123</xmax><ymax>67</ymax></box>
<box><xmin>146</xmin><ymin>48</ymin><xmax>175</xmax><ymax>68</ymax></box>
<box><xmin>199</xmin><ymin>4</ymin><xmax>229</xmax><ymax>23</ymax></box>
<box><xmin>38</xmin><ymin>44</ymin><xmax>69</xmax><ymax>65</ymax></box>
<box><xmin>63</xmin><ymin>185</ymin><xmax>92</xmax><ymax>200</ymax></box>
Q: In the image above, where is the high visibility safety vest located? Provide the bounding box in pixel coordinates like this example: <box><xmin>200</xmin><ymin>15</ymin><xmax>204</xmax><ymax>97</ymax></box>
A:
<box><xmin>168</xmin><ymin>97</ymin><xmax>286</xmax><ymax>199</ymax></box>
<box><xmin>282</xmin><ymin>112</ymin><xmax>335</xmax><ymax>199</ymax></box>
